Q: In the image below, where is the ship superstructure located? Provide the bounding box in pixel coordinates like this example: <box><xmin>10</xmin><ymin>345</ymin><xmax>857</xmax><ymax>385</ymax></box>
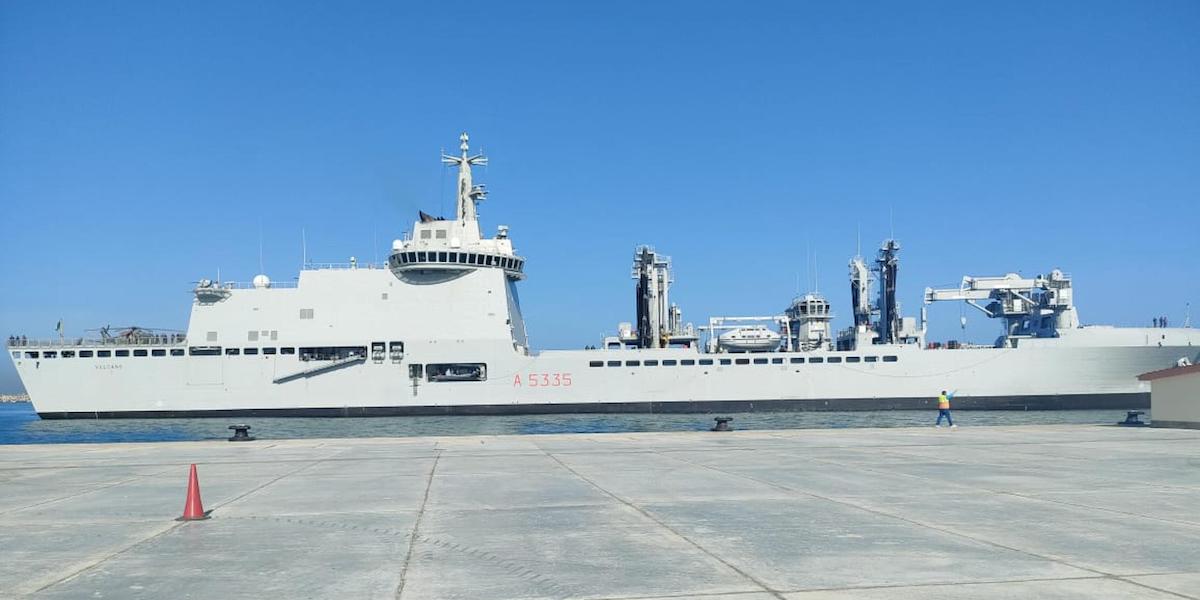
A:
<box><xmin>8</xmin><ymin>134</ymin><xmax>1199</xmax><ymax>418</ymax></box>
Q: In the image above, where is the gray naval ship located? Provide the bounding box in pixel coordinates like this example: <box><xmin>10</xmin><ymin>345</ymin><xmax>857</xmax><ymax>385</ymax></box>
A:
<box><xmin>8</xmin><ymin>134</ymin><xmax>1199</xmax><ymax>418</ymax></box>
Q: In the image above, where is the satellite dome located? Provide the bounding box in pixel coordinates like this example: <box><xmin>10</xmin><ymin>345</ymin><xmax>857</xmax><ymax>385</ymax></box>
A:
<box><xmin>392</xmin><ymin>239</ymin><xmax>403</xmax><ymax>251</ymax></box>
<box><xmin>252</xmin><ymin>274</ymin><xmax>271</xmax><ymax>289</ymax></box>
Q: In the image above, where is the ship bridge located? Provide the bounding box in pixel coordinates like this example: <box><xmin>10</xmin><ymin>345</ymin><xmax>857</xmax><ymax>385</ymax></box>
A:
<box><xmin>389</xmin><ymin>133</ymin><xmax>525</xmax><ymax>281</ymax></box>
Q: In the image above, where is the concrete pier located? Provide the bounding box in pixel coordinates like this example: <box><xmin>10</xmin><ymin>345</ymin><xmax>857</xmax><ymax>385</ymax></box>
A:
<box><xmin>2</xmin><ymin>424</ymin><xmax>1199</xmax><ymax>599</ymax></box>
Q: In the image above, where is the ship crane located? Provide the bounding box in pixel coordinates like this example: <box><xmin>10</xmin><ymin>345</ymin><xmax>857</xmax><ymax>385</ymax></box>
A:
<box><xmin>923</xmin><ymin>270</ymin><xmax>1079</xmax><ymax>344</ymax></box>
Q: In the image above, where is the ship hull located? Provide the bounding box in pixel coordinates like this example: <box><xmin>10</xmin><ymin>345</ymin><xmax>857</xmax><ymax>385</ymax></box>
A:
<box><xmin>34</xmin><ymin>393</ymin><xmax>1148</xmax><ymax>419</ymax></box>
<box><xmin>10</xmin><ymin>262</ymin><xmax>1199</xmax><ymax>419</ymax></box>
<box><xmin>14</xmin><ymin>341</ymin><xmax>1192</xmax><ymax>418</ymax></box>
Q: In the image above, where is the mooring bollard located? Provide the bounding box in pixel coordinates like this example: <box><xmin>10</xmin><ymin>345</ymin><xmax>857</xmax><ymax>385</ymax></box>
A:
<box><xmin>711</xmin><ymin>417</ymin><xmax>733</xmax><ymax>432</ymax></box>
<box><xmin>228</xmin><ymin>424</ymin><xmax>256</xmax><ymax>441</ymax></box>
<box><xmin>1117</xmin><ymin>411</ymin><xmax>1148</xmax><ymax>427</ymax></box>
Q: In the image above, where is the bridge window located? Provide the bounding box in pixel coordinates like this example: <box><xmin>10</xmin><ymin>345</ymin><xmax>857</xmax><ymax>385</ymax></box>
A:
<box><xmin>133</xmin><ymin>349</ymin><xmax>148</xmax><ymax>357</ymax></box>
<box><xmin>436</xmin><ymin>230</ymin><xmax>447</xmax><ymax>239</ymax></box>
<box><xmin>438</xmin><ymin>252</ymin><xmax>447</xmax><ymax>262</ymax></box>
<box><xmin>417</xmin><ymin>252</ymin><xmax>428</xmax><ymax>262</ymax></box>
<box><xmin>883</xmin><ymin>355</ymin><xmax>899</xmax><ymax>362</ymax></box>
<box><xmin>420</xmin><ymin>230</ymin><xmax>431</xmax><ymax>239</ymax></box>
<box><xmin>152</xmin><ymin>349</ymin><xmax>166</xmax><ymax>357</ymax></box>
<box><xmin>406</xmin><ymin>252</ymin><xmax>416</xmax><ymax>263</ymax></box>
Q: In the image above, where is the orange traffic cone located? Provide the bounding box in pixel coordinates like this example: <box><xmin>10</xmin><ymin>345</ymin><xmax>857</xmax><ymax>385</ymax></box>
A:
<box><xmin>177</xmin><ymin>464</ymin><xmax>212</xmax><ymax>521</ymax></box>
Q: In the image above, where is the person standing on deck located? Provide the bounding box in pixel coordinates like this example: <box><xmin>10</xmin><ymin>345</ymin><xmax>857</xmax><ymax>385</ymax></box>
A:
<box><xmin>936</xmin><ymin>390</ymin><xmax>957</xmax><ymax>428</ymax></box>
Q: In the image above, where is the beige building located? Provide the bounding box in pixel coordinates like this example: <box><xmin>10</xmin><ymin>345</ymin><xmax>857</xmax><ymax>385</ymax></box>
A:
<box><xmin>1138</xmin><ymin>364</ymin><xmax>1200</xmax><ymax>429</ymax></box>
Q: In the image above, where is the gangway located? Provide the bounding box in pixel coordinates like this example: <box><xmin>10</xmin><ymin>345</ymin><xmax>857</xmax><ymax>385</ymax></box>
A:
<box><xmin>272</xmin><ymin>355</ymin><xmax>367</xmax><ymax>384</ymax></box>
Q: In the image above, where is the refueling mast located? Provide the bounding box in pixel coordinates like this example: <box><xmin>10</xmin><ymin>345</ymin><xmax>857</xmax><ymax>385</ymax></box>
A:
<box><xmin>838</xmin><ymin>239</ymin><xmax>925</xmax><ymax>350</ymax></box>
<box><xmin>607</xmin><ymin>246</ymin><xmax>698</xmax><ymax>349</ymax></box>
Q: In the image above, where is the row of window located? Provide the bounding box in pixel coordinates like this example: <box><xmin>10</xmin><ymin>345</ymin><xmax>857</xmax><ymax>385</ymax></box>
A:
<box><xmin>17</xmin><ymin>344</ymin><xmax>402</xmax><ymax>362</ymax></box>
<box><xmin>18</xmin><ymin>348</ymin><xmax>187</xmax><ymax>359</ymax></box>
<box><xmin>588</xmin><ymin>355</ymin><xmax>899</xmax><ymax>368</ymax></box>
<box><xmin>17</xmin><ymin>347</ymin><xmax>315</xmax><ymax>359</ymax></box>
<box><xmin>390</xmin><ymin>251</ymin><xmax>524</xmax><ymax>271</ymax></box>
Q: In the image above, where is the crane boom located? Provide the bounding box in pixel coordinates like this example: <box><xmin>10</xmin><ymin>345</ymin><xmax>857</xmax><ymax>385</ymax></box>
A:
<box><xmin>923</xmin><ymin>270</ymin><xmax>1079</xmax><ymax>344</ymax></box>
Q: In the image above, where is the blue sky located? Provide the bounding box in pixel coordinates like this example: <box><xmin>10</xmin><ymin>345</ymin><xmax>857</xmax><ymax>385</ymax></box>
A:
<box><xmin>1</xmin><ymin>1</ymin><xmax>1198</xmax><ymax>393</ymax></box>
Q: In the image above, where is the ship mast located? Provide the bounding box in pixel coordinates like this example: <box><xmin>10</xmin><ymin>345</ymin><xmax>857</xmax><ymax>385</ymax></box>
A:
<box><xmin>441</xmin><ymin>132</ymin><xmax>488</xmax><ymax>234</ymax></box>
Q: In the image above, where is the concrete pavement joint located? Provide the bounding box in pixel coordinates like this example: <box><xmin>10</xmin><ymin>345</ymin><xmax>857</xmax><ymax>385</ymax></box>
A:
<box><xmin>28</xmin><ymin>451</ymin><xmax>340</xmax><ymax>595</ymax></box>
<box><xmin>859</xmin><ymin>446</ymin><xmax>1200</xmax><ymax>528</ymax></box>
<box><xmin>5</xmin><ymin>425</ymin><xmax>1198</xmax><ymax>599</ymax></box>
<box><xmin>0</xmin><ymin>465</ymin><xmax>179</xmax><ymax>516</ymax></box>
<box><xmin>660</xmin><ymin>449</ymin><xmax>1200</xmax><ymax>599</ymax></box>
<box><xmin>394</xmin><ymin>447</ymin><xmax>441</xmax><ymax>599</ymax></box>
<box><xmin>541</xmin><ymin>447</ymin><xmax>788</xmax><ymax>600</ymax></box>
<box><xmin>657</xmin><ymin>449</ymin><xmax>1114</xmax><ymax>575</ymax></box>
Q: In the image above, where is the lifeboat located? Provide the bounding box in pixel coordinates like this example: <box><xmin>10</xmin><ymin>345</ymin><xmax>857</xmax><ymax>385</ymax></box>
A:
<box><xmin>718</xmin><ymin>326</ymin><xmax>782</xmax><ymax>353</ymax></box>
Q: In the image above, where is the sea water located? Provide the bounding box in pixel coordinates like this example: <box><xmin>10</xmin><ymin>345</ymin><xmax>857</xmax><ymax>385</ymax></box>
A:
<box><xmin>0</xmin><ymin>402</ymin><xmax>1143</xmax><ymax>445</ymax></box>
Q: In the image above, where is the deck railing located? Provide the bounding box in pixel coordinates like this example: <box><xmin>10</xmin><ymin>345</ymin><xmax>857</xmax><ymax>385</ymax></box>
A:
<box><xmin>6</xmin><ymin>336</ymin><xmax>187</xmax><ymax>348</ymax></box>
<box><xmin>302</xmin><ymin>262</ymin><xmax>389</xmax><ymax>271</ymax></box>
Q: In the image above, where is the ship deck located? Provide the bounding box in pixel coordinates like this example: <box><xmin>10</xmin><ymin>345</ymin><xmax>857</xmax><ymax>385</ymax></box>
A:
<box><xmin>3</xmin><ymin>424</ymin><xmax>1199</xmax><ymax>599</ymax></box>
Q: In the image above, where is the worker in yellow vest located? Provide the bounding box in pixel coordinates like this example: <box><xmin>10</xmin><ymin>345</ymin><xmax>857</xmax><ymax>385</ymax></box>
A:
<box><xmin>936</xmin><ymin>390</ymin><xmax>957</xmax><ymax>428</ymax></box>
